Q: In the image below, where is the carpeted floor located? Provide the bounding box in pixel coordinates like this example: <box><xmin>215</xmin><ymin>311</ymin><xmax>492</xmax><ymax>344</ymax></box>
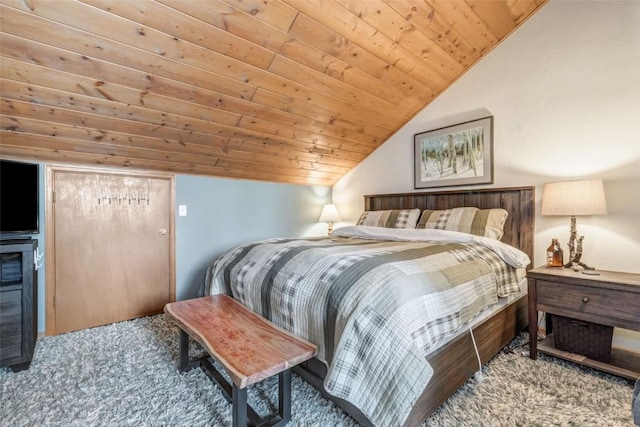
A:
<box><xmin>0</xmin><ymin>314</ymin><xmax>635</xmax><ymax>426</ymax></box>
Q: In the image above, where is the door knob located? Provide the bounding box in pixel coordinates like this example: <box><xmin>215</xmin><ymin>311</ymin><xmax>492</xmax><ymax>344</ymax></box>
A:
<box><xmin>159</xmin><ymin>228</ymin><xmax>168</xmax><ymax>235</ymax></box>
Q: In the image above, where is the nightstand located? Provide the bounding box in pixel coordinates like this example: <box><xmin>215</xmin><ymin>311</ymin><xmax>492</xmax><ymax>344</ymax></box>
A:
<box><xmin>528</xmin><ymin>266</ymin><xmax>640</xmax><ymax>380</ymax></box>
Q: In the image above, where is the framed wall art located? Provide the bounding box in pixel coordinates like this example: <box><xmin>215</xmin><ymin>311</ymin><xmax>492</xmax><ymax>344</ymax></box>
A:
<box><xmin>414</xmin><ymin>116</ymin><xmax>493</xmax><ymax>189</ymax></box>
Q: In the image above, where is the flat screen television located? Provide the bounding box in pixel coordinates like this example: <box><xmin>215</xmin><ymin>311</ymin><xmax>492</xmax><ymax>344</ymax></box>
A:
<box><xmin>0</xmin><ymin>160</ymin><xmax>39</xmax><ymax>235</ymax></box>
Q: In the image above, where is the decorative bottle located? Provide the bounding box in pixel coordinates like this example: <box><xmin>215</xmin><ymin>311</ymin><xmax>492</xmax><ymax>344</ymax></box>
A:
<box><xmin>546</xmin><ymin>238</ymin><xmax>563</xmax><ymax>267</ymax></box>
<box><xmin>554</xmin><ymin>240</ymin><xmax>564</xmax><ymax>267</ymax></box>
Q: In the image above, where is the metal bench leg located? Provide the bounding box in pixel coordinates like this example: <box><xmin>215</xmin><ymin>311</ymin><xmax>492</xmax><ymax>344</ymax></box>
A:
<box><xmin>179</xmin><ymin>329</ymin><xmax>189</xmax><ymax>372</ymax></box>
<box><xmin>232</xmin><ymin>385</ymin><xmax>248</xmax><ymax>427</ymax></box>
<box><xmin>279</xmin><ymin>369</ymin><xmax>292</xmax><ymax>424</ymax></box>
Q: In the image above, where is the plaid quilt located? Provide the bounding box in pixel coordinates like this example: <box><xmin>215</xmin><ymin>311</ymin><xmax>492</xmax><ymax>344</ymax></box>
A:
<box><xmin>204</xmin><ymin>229</ymin><xmax>526</xmax><ymax>426</ymax></box>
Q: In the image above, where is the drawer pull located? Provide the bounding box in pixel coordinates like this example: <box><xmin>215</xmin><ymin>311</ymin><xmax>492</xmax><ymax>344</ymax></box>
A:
<box><xmin>582</xmin><ymin>297</ymin><xmax>589</xmax><ymax>303</ymax></box>
<box><xmin>571</xmin><ymin>320</ymin><xmax>590</xmax><ymax>327</ymax></box>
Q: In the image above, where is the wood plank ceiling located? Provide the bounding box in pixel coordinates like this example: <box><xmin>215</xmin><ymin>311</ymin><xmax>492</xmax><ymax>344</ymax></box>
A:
<box><xmin>0</xmin><ymin>0</ymin><xmax>546</xmax><ymax>186</ymax></box>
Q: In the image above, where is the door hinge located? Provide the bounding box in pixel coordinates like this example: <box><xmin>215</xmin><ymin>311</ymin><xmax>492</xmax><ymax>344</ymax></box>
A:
<box><xmin>52</xmin><ymin>191</ymin><xmax>56</xmax><ymax>204</ymax></box>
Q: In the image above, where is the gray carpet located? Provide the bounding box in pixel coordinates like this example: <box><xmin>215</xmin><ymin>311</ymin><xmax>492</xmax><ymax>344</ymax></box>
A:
<box><xmin>0</xmin><ymin>314</ymin><xmax>634</xmax><ymax>426</ymax></box>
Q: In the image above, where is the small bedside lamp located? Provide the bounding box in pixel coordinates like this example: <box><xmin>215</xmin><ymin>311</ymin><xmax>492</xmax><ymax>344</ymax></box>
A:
<box><xmin>541</xmin><ymin>179</ymin><xmax>607</xmax><ymax>271</ymax></box>
<box><xmin>319</xmin><ymin>204</ymin><xmax>341</xmax><ymax>235</ymax></box>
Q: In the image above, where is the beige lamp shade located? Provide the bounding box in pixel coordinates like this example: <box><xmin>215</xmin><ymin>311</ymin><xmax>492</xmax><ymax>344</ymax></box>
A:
<box><xmin>319</xmin><ymin>204</ymin><xmax>341</xmax><ymax>223</ymax></box>
<box><xmin>541</xmin><ymin>180</ymin><xmax>607</xmax><ymax>216</ymax></box>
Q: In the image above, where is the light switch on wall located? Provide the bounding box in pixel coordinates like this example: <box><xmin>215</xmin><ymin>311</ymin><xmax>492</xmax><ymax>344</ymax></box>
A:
<box><xmin>178</xmin><ymin>205</ymin><xmax>187</xmax><ymax>216</ymax></box>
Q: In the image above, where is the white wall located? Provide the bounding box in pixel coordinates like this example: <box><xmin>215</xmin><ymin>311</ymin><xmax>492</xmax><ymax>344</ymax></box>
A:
<box><xmin>333</xmin><ymin>1</ymin><xmax>640</xmax><ymax>348</ymax></box>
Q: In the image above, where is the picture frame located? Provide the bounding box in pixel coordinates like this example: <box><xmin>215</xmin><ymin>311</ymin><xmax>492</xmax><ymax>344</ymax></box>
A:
<box><xmin>414</xmin><ymin>116</ymin><xmax>493</xmax><ymax>189</ymax></box>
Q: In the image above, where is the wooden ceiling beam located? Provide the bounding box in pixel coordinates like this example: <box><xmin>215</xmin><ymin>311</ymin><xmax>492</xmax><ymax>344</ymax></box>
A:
<box><xmin>0</xmin><ymin>51</ymin><xmax>387</xmax><ymax>147</ymax></box>
<box><xmin>383</xmin><ymin>0</ymin><xmax>480</xmax><ymax>67</ymax></box>
<box><xmin>282</xmin><ymin>0</ymin><xmax>456</xmax><ymax>90</ymax></box>
<box><xmin>338</xmin><ymin>0</ymin><xmax>464</xmax><ymax>76</ymax></box>
<box><xmin>1</xmin><ymin>98</ymin><xmax>369</xmax><ymax>164</ymax></box>
<box><xmin>80</xmin><ymin>0</ymin><xmax>276</xmax><ymax>69</ymax></box>
<box><xmin>0</xmin><ymin>132</ymin><xmax>340</xmax><ymax>186</ymax></box>
<box><xmin>0</xmin><ymin>144</ymin><xmax>336</xmax><ymax>186</ymax></box>
<box><xmin>465</xmin><ymin>0</ymin><xmax>518</xmax><ymax>39</ymax></box>
<box><xmin>216</xmin><ymin>0</ymin><xmax>299</xmax><ymax>32</ymax></box>
<box><xmin>2</xmin><ymin>1</ymin><xmax>411</xmax><ymax>126</ymax></box>
<box><xmin>114</xmin><ymin>0</ymin><xmax>426</xmax><ymax>112</ymax></box>
<box><xmin>251</xmin><ymin>89</ymin><xmax>394</xmax><ymax>138</ymax></box>
<box><xmin>0</xmin><ymin>0</ymin><xmax>548</xmax><ymax>185</ymax></box>
<box><xmin>0</xmin><ymin>114</ymin><xmax>359</xmax><ymax>174</ymax></box>
<box><xmin>425</xmin><ymin>0</ymin><xmax>499</xmax><ymax>55</ymax></box>
<box><xmin>0</xmin><ymin>4</ymin><xmax>255</xmax><ymax>100</ymax></box>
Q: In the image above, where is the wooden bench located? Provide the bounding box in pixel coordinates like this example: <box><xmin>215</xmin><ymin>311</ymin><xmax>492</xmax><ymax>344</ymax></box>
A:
<box><xmin>164</xmin><ymin>294</ymin><xmax>318</xmax><ymax>427</ymax></box>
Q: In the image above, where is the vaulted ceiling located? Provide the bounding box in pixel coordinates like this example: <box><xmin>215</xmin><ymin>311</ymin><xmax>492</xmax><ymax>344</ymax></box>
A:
<box><xmin>0</xmin><ymin>0</ymin><xmax>546</xmax><ymax>186</ymax></box>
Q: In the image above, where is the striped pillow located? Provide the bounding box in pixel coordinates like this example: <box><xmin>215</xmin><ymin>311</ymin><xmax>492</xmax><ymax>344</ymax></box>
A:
<box><xmin>416</xmin><ymin>207</ymin><xmax>508</xmax><ymax>240</ymax></box>
<box><xmin>357</xmin><ymin>209</ymin><xmax>420</xmax><ymax>229</ymax></box>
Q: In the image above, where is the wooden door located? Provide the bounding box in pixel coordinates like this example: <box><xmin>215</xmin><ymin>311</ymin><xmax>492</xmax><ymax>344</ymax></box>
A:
<box><xmin>47</xmin><ymin>168</ymin><xmax>174</xmax><ymax>335</ymax></box>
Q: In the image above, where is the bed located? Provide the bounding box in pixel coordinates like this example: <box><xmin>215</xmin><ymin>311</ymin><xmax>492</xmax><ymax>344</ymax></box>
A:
<box><xmin>204</xmin><ymin>186</ymin><xmax>534</xmax><ymax>426</ymax></box>
<box><xmin>634</xmin><ymin>378</ymin><xmax>640</xmax><ymax>425</ymax></box>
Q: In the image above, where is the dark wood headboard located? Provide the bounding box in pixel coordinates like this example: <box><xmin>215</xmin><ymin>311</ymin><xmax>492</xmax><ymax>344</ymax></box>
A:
<box><xmin>364</xmin><ymin>186</ymin><xmax>535</xmax><ymax>266</ymax></box>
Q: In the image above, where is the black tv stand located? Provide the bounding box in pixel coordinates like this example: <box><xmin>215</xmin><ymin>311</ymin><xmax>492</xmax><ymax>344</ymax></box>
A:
<box><xmin>0</xmin><ymin>238</ymin><xmax>38</xmax><ymax>371</ymax></box>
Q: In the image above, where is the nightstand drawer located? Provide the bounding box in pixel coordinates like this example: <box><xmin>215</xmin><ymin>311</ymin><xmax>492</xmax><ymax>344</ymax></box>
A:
<box><xmin>537</xmin><ymin>280</ymin><xmax>640</xmax><ymax>326</ymax></box>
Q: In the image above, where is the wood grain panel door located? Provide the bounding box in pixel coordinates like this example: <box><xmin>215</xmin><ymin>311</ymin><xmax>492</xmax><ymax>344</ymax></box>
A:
<box><xmin>47</xmin><ymin>167</ymin><xmax>174</xmax><ymax>335</ymax></box>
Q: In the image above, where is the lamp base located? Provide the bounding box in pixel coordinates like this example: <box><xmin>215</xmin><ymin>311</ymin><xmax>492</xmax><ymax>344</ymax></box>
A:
<box><xmin>564</xmin><ymin>216</ymin><xmax>596</xmax><ymax>272</ymax></box>
<box><xmin>581</xmin><ymin>270</ymin><xmax>601</xmax><ymax>276</ymax></box>
<box><xmin>564</xmin><ymin>260</ymin><xmax>596</xmax><ymax>272</ymax></box>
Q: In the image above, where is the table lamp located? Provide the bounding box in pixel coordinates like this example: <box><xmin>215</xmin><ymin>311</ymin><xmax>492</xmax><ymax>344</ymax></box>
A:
<box><xmin>541</xmin><ymin>179</ymin><xmax>607</xmax><ymax>271</ymax></box>
<box><xmin>319</xmin><ymin>204</ymin><xmax>341</xmax><ymax>235</ymax></box>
